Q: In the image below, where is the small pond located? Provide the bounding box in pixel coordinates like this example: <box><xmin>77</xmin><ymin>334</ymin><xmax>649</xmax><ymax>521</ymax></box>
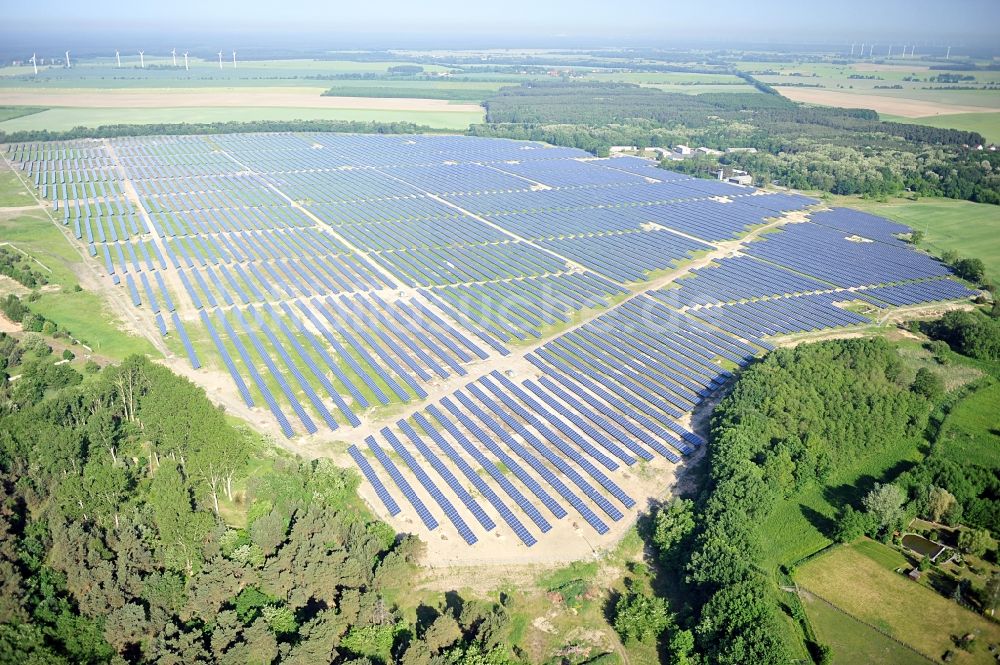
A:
<box><xmin>902</xmin><ymin>534</ymin><xmax>947</xmax><ymax>560</ymax></box>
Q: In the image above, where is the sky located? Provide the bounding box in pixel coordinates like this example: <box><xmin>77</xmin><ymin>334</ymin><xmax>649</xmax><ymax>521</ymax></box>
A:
<box><xmin>2</xmin><ymin>0</ymin><xmax>998</xmax><ymax>49</ymax></box>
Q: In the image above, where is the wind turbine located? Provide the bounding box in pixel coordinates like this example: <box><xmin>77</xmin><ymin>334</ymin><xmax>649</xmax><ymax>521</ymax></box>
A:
<box><xmin>171</xmin><ymin>48</ymin><xmax>177</xmax><ymax>67</ymax></box>
<box><xmin>860</xmin><ymin>43</ymin><xmax>865</xmax><ymax>58</ymax></box>
<box><xmin>183</xmin><ymin>51</ymin><xmax>189</xmax><ymax>70</ymax></box>
<box><xmin>870</xmin><ymin>43</ymin><xmax>876</xmax><ymax>58</ymax></box>
<box><xmin>138</xmin><ymin>50</ymin><xmax>145</xmax><ymax>68</ymax></box>
<box><xmin>946</xmin><ymin>46</ymin><xmax>951</xmax><ymax>59</ymax></box>
<box><xmin>65</xmin><ymin>50</ymin><xmax>71</xmax><ymax>68</ymax></box>
<box><xmin>115</xmin><ymin>49</ymin><xmax>121</xmax><ymax>68</ymax></box>
<box><xmin>217</xmin><ymin>51</ymin><xmax>223</xmax><ymax>69</ymax></box>
<box><xmin>232</xmin><ymin>50</ymin><xmax>237</xmax><ymax>68</ymax></box>
<box><xmin>30</xmin><ymin>53</ymin><xmax>37</xmax><ymax>75</ymax></box>
<box><xmin>887</xmin><ymin>44</ymin><xmax>892</xmax><ymax>58</ymax></box>
<box><xmin>850</xmin><ymin>43</ymin><xmax>855</xmax><ymax>56</ymax></box>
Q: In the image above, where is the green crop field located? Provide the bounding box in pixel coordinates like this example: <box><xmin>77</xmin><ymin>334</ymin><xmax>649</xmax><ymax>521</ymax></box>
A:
<box><xmin>796</xmin><ymin>540</ymin><xmax>1000</xmax><ymax>665</ymax></box>
<box><xmin>0</xmin><ymin>58</ymin><xmax>452</xmax><ymax>82</ymax></box>
<box><xmin>834</xmin><ymin>196</ymin><xmax>1000</xmax><ymax>283</ymax></box>
<box><xmin>0</xmin><ymin>105</ymin><xmax>484</xmax><ymax>132</ymax></box>
<box><xmin>0</xmin><ymin>105</ymin><xmax>47</xmax><ymax>122</ymax></box>
<box><xmin>881</xmin><ymin>111</ymin><xmax>1000</xmax><ymax>142</ymax></box>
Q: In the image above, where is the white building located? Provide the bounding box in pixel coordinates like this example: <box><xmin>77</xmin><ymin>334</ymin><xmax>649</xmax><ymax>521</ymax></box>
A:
<box><xmin>673</xmin><ymin>145</ymin><xmax>692</xmax><ymax>155</ymax></box>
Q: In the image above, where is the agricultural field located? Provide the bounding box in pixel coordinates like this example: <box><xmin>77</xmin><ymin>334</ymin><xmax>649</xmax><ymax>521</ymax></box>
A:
<box><xmin>0</xmin><ymin>57</ymin><xmax>455</xmax><ymax>86</ymax></box>
<box><xmin>734</xmin><ymin>59</ymin><xmax>1000</xmax><ymax>119</ymax></box>
<box><xmin>881</xmin><ymin>111</ymin><xmax>1000</xmax><ymax>142</ymax></box>
<box><xmin>583</xmin><ymin>70</ymin><xmax>759</xmax><ymax>94</ymax></box>
<box><xmin>796</xmin><ymin>540</ymin><xmax>1000</xmax><ymax>664</ymax></box>
<box><xmin>0</xmin><ymin>84</ymin><xmax>485</xmax><ymax>132</ymax></box>
<box><xmin>0</xmin><ymin>58</ymin><xmax>491</xmax><ymax>132</ymax></box>
<box><xmin>0</xmin><ymin>105</ymin><xmax>484</xmax><ymax>132</ymax></box>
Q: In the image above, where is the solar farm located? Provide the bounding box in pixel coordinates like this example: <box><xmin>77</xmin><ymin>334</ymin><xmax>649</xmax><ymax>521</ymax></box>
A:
<box><xmin>2</xmin><ymin>133</ymin><xmax>980</xmax><ymax>563</ymax></box>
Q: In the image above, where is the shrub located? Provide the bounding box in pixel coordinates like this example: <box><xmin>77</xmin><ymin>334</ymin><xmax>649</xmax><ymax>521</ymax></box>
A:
<box><xmin>612</xmin><ymin>592</ymin><xmax>669</xmax><ymax>644</ymax></box>
<box><xmin>911</xmin><ymin>367</ymin><xmax>944</xmax><ymax>399</ymax></box>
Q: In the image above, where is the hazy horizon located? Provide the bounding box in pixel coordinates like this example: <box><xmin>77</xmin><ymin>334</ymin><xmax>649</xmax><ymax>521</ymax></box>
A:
<box><xmin>2</xmin><ymin>0</ymin><xmax>998</xmax><ymax>53</ymax></box>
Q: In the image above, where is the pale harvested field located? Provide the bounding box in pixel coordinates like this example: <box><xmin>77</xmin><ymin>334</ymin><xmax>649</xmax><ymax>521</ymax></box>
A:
<box><xmin>776</xmin><ymin>87</ymin><xmax>996</xmax><ymax>117</ymax></box>
<box><xmin>0</xmin><ymin>87</ymin><xmax>483</xmax><ymax>113</ymax></box>
<box><xmin>852</xmin><ymin>62</ymin><xmax>931</xmax><ymax>72</ymax></box>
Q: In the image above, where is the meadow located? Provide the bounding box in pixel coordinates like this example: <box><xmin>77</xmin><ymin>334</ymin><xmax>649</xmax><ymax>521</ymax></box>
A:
<box><xmin>937</xmin><ymin>380</ymin><xmax>1000</xmax><ymax>468</ymax></box>
<box><xmin>796</xmin><ymin>540</ymin><xmax>1000</xmax><ymax>664</ymax></box>
<box><xmin>799</xmin><ymin>592</ymin><xmax>929</xmax><ymax>665</ymax></box>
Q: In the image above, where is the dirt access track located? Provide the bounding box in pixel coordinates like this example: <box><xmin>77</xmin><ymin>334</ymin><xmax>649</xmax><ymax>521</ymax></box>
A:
<box><xmin>0</xmin><ymin>88</ymin><xmax>483</xmax><ymax>113</ymax></box>
<box><xmin>775</xmin><ymin>87</ymin><xmax>995</xmax><ymax>117</ymax></box>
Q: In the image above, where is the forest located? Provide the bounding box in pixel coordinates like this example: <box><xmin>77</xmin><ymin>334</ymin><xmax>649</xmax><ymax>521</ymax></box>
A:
<box><xmin>474</xmin><ymin>81</ymin><xmax>999</xmax><ymax>203</ymax></box>
<box><xmin>0</xmin><ymin>344</ymin><xmax>517</xmax><ymax>665</ymax></box>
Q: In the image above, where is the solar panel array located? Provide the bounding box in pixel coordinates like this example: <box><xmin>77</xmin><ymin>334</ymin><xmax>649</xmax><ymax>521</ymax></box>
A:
<box><xmin>5</xmin><ymin>133</ymin><xmax>979</xmax><ymax>550</ymax></box>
